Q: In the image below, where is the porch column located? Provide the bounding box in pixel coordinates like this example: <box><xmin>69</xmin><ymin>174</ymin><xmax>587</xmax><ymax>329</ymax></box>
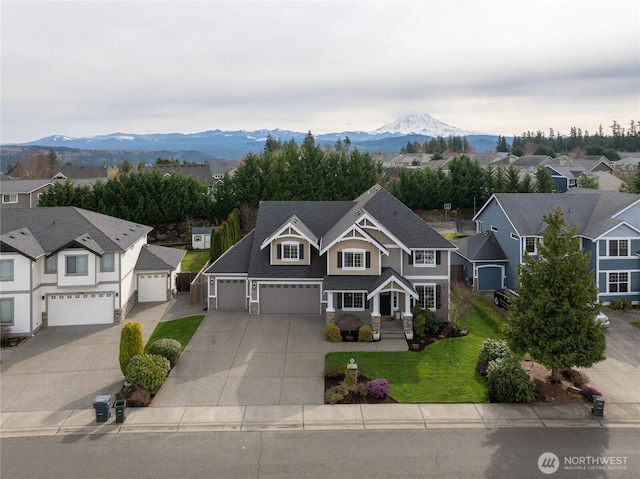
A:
<box><xmin>402</xmin><ymin>293</ymin><xmax>414</xmax><ymax>339</ymax></box>
<box><xmin>370</xmin><ymin>293</ymin><xmax>381</xmax><ymax>339</ymax></box>
<box><xmin>325</xmin><ymin>292</ymin><xmax>335</xmax><ymax>324</ymax></box>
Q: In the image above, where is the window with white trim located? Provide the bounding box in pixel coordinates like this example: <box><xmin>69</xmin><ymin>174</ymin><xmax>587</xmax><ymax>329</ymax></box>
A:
<box><xmin>193</xmin><ymin>235</ymin><xmax>202</xmax><ymax>242</ymax></box>
<box><xmin>45</xmin><ymin>255</ymin><xmax>57</xmax><ymax>274</ymax></box>
<box><xmin>608</xmin><ymin>239</ymin><xmax>628</xmax><ymax>257</ymax></box>
<box><xmin>413</xmin><ymin>249</ymin><xmax>435</xmax><ymax>266</ymax></box>
<box><xmin>2</xmin><ymin>194</ymin><xmax>17</xmax><ymax>204</ymax></box>
<box><xmin>100</xmin><ymin>253</ymin><xmax>115</xmax><ymax>272</ymax></box>
<box><xmin>343</xmin><ymin>292</ymin><xmax>365</xmax><ymax>310</ymax></box>
<box><xmin>282</xmin><ymin>242</ymin><xmax>299</xmax><ymax>261</ymax></box>
<box><xmin>343</xmin><ymin>250</ymin><xmax>365</xmax><ymax>269</ymax></box>
<box><xmin>415</xmin><ymin>284</ymin><xmax>436</xmax><ymax>310</ymax></box>
<box><xmin>65</xmin><ymin>254</ymin><xmax>88</xmax><ymax>275</ymax></box>
<box><xmin>0</xmin><ymin>298</ymin><xmax>14</xmax><ymax>325</ymax></box>
<box><xmin>608</xmin><ymin>272</ymin><xmax>629</xmax><ymax>293</ymax></box>
<box><xmin>525</xmin><ymin>237</ymin><xmax>537</xmax><ymax>254</ymax></box>
<box><xmin>0</xmin><ymin>260</ymin><xmax>14</xmax><ymax>281</ymax></box>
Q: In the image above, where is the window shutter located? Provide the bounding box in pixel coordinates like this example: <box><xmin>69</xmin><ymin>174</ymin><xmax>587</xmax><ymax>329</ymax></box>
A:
<box><xmin>408</xmin><ymin>251</ymin><xmax>413</xmax><ymax>265</ymax></box>
<box><xmin>299</xmin><ymin>244</ymin><xmax>304</xmax><ymax>259</ymax></box>
<box><xmin>277</xmin><ymin>244</ymin><xmax>282</xmax><ymax>259</ymax></box>
<box><xmin>365</xmin><ymin>252</ymin><xmax>371</xmax><ymax>268</ymax></box>
<box><xmin>337</xmin><ymin>251</ymin><xmax>342</xmax><ymax>268</ymax></box>
<box><xmin>436</xmin><ymin>251</ymin><xmax>441</xmax><ymax>265</ymax></box>
<box><xmin>337</xmin><ymin>293</ymin><xmax>343</xmax><ymax>308</ymax></box>
<box><xmin>365</xmin><ymin>298</ymin><xmax>370</xmax><ymax>309</ymax></box>
<box><xmin>436</xmin><ymin>284</ymin><xmax>441</xmax><ymax>309</ymax></box>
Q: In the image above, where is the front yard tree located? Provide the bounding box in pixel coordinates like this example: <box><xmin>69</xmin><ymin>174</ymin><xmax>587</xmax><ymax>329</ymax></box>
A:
<box><xmin>506</xmin><ymin>207</ymin><xmax>606</xmax><ymax>382</ymax></box>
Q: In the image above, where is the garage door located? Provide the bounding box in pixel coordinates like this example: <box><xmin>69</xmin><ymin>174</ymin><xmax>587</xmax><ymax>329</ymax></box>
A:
<box><xmin>138</xmin><ymin>274</ymin><xmax>168</xmax><ymax>302</ymax></box>
<box><xmin>477</xmin><ymin>266</ymin><xmax>503</xmax><ymax>291</ymax></box>
<box><xmin>48</xmin><ymin>292</ymin><xmax>114</xmax><ymax>326</ymax></box>
<box><xmin>259</xmin><ymin>284</ymin><xmax>320</xmax><ymax>314</ymax></box>
<box><xmin>217</xmin><ymin>279</ymin><xmax>246</xmax><ymax>309</ymax></box>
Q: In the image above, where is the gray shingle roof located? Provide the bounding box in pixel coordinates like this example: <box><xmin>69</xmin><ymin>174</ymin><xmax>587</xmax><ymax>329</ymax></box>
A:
<box><xmin>453</xmin><ymin>232</ymin><xmax>508</xmax><ymax>262</ymax></box>
<box><xmin>489</xmin><ymin>192</ymin><xmax>640</xmax><ymax>238</ymax></box>
<box><xmin>206</xmin><ymin>230</ymin><xmax>254</xmax><ymax>274</ymax></box>
<box><xmin>192</xmin><ymin>227</ymin><xmax>213</xmax><ymax>235</ymax></box>
<box><xmin>135</xmin><ymin>245</ymin><xmax>186</xmax><ymax>271</ymax></box>
<box><xmin>0</xmin><ymin>228</ymin><xmax>45</xmax><ymax>260</ymax></box>
<box><xmin>0</xmin><ymin>207</ymin><xmax>152</xmax><ymax>259</ymax></box>
<box><xmin>0</xmin><ymin>179</ymin><xmax>53</xmax><ymax>194</ymax></box>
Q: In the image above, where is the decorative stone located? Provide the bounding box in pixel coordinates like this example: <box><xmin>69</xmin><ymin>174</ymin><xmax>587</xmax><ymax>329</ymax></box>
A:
<box><xmin>249</xmin><ymin>301</ymin><xmax>259</xmax><ymax>314</ymax></box>
<box><xmin>325</xmin><ymin>310</ymin><xmax>336</xmax><ymax>324</ymax></box>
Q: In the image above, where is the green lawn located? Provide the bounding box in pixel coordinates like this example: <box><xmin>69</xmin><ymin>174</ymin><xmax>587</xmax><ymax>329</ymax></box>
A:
<box><xmin>325</xmin><ymin>296</ymin><xmax>506</xmax><ymax>403</ymax></box>
<box><xmin>630</xmin><ymin>321</ymin><xmax>640</xmax><ymax>330</ymax></box>
<box><xmin>181</xmin><ymin>250</ymin><xmax>210</xmax><ymax>272</ymax></box>
<box><xmin>145</xmin><ymin>315</ymin><xmax>204</xmax><ymax>350</ymax></box>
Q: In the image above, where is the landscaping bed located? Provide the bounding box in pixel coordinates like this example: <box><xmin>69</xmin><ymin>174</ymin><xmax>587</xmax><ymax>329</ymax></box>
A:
<box><xmin>324</xmin><ymin>374</ymin><xmax>396</xmax><ymax>404</ymax></box>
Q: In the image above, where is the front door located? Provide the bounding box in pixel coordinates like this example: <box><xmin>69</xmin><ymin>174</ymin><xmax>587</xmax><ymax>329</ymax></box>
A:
<box><xmin>380</xmin><ymin>292</ymin><xmax>391</xmax><ymax>316</ymax></box>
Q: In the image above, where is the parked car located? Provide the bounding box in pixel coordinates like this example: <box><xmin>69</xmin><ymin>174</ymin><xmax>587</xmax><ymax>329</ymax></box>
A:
<box><xmin>595</xmin><ymin>311</ymin><xmax>610</xmax><ymax>328</ymax></box>
<box><xmin>493</xmin><ymin>288</ymin><xmax>518</xmax><ymax>309</ymax></box>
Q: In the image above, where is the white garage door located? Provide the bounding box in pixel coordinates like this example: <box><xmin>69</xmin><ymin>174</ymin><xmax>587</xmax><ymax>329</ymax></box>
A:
<box><xmin>138</xmin><ymin>274</ymin><xmax>168</xmax><ymax>302</ymax></box>
<box><xmin>48</xmin><ymin>292</ymin><xmax>114</xmax><ymax>326</ymax></box>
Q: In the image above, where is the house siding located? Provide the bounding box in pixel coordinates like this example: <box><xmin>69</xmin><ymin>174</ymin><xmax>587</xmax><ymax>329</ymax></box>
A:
<box><xmin>381</xmin><ymin>247</ymin><xmax>402</xmax><ymax>272</ymax></box>
<box><xmin>270</xmin><ymin>237</ymin><xmax>311</xmax><ymax>266</ymax></box>
<box><xmin>327</xmin><ymin>239</ymin><xmax>380</xmax><ymax>276</ymax></box>
<box><xmin>403</xmin><ymin>250</ymin><xmax>449</xmax><ymax>277</ymax></box>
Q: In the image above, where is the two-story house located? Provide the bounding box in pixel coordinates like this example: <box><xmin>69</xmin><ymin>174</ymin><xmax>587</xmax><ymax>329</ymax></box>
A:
<box><xmin>0</xmin><ymin>179</ymin><xmax>53</xmax><ymax>208</ymax></box>
<box><xmin>461</xmin><ymin>190</ymin><xmax>640</xmax><ymax>305</ymax></box>
<box><xmin>205</xmin><ymin>185</ymin><xmax>455</xmax><ymax>338</ymax></box>
<box><xmin>0</xmin><ymin>207</ymin><xmax>185</xmax><ymax>335</ymax></box>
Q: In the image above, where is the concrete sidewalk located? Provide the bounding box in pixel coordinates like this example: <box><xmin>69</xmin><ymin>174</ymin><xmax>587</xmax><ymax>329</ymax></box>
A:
<box><xmin>2</xmin><ymin>402</ymin><xmax>640</xmax><ymax>438</ymax></box>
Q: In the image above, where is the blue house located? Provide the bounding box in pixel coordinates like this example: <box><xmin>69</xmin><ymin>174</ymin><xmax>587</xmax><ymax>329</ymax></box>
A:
<box><xmin>466</xmin><ymin>190</ymin><xmax>640</xmax><ymax>305</ymax></box>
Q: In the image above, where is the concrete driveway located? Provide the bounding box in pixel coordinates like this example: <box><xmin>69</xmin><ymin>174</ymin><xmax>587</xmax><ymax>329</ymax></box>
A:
<box><xmin>583</xmin><ymin>309</ymin><xmax>640</xmax><ymax>404</ymax></box>
<box><xmin>1</xmin><ymin>294</ymin><xmax>406</xmax><ymax>413</ymax></box>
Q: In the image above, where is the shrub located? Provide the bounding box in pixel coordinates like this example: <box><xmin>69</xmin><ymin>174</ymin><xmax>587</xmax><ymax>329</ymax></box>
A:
<box><xmin>325</xmin><ymin>323</ymin><xmax>342</xmax><ymax>342</ymax></box>
<box><xmin>567</xmin><ymin>369</ymin><xmax>589</xmax><ymax>387</ymax></box>
<box><xmin>477</xmin><ymin>339</ymin><xmax>510</xmax><ymax>368</ymax></box>
<box><xmin>486</xmin><ymin>356</ymin><xmax>536</xmax><ymax>403</ymax></box>
<box><xmin>358</xmin><ymin>325</ymin><xmax>373</xmax><ymax>342</ymax></box>
<box><xmin>350</xmin><ymin>382</ymin><xmax>368</xmax><ymax>397</ymax></box>
<box><xmin>475</xmin><ymin>361</ymin><xmax>488</xmax><ymax>377</ymax></box>
<box><xmin>119</xmin><ymin>322</ymin><xmax>144</xmax><ymax>376</ymax></box>
<box><xmin>423</xmin><ymin>310</ymin><xmax>441</xmax><ymax>333</ymax></box>
<box><xmin>125</xmin><ymin>354</ymin><xmax>168</xmax><ymax>395</ymax></box>
<box><xmin>127</xmin><ymin>388</ymin><xmax>152</xmax><ymax>407</ymax></box>
<box><xmin>413</xmin><ymin>315</ymin><xmax>426</xmax><ymax>336</ymax></box>
<box><xmin>147</xmin><ymin>338</ymin><xmax>182</xmax><ymax>368</ymax></box>
<box><xmin>623</xmin><ymin>299</ymin><xmax>632</xmax><ymax>310</ymax></box>
<box><xmin>366</xmin><ymin>378</ymin><xmax>389</xmax><ymax>398</ymax></box>
<box><xmin>610</xmin><ymin>299</ymin><xmax>623</xmax><ymax>310</ymax></box>
<box><xmin>324</xmin><ymin>364</ymin><xmax>343</xmax><ymax>379</ymax></box>
<box><xmin>581</xmin><ymin>386</ymin><xmax>603</xmax><ymax>402</ymax></box>
<box><xmin>324</xmin><ymin>386</ymin><xmax>344</xmax><ymax>404</ymax></box>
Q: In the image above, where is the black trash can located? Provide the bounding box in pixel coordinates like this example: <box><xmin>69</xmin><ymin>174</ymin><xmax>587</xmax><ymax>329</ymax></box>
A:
<box><xmin>591</xmin><ymin>395</ymin><xmax>605</xmax><ymax>418</ymax></box>
<box><xmin>93</xmin><ymin>395</ymin><xmax>112</xmax><ymax>423</ymax></box>
<box><xmin>114</xmin><ymin>399</ymin><xmax>126</xmax><ymax>424</ymax></box>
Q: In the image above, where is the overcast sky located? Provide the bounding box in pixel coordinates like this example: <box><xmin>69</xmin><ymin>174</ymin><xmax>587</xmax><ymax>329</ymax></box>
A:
<box><xmin>1</xmin><ymin>0</ymin><xmax>639</xmax><ymax>143</ymax></box>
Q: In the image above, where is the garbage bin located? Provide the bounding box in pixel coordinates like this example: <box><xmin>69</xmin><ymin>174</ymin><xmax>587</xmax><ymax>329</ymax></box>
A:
<box><xmin>591</xmin><ymin>395</ymin><xmax>605</xmax><ymax>417</ymax></box>
<box><xmin>93</xmin><ymin>394</ymin><xmax>112</xmax><ymax>423</ymax></box>
<box><xmin>114</xmin><ymin>399</ymin><xmax>126</xmax><ymax>424</ymax></box>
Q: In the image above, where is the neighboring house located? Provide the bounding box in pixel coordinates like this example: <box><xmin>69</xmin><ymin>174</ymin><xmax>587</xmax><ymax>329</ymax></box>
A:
<box><xmin>451</xmin><ymin>231</ymin><xmax>508</xmax><ymax>291</ymax></box>
<box><xmin>546</xmin><ymin>157</ymin><xmax>615</xmax><ymax>192</ymax></box>
<box><xmin>0</xmin><ymin>180</ymin><xmax>53</xmax><ymax>208</ymax></box>
<box><xmin>156</xmin><ymin>159</ymin><xmax>237</xmax><ymax>191</ymax></box>
<box><xmin>204</xmin><ymin>185</ymin><xmax>456</xmax><ymax>338</ymax></box>
<box><xmin>512</xmin><ymin>155</ymin><xmax>553</xmax><ymax>172</ymax></box>
<box><xmin>545</xmin><ymin>165</ymin><xmax>583</xmax><ymax>192</ymax></box>
<box><xmin>471</xmin><ymin>190</ymin><xmax>640</xmax><ymax>305</ymax></box>
<box><xmin>52</xmin><ymin>165</ymin><xmax>108</xmax><ymax>181</ymax></box>
<box><xmin>0</xmin><ymin>207</ymin><xmax>185</xmax><ymax>335</ymax></box>
<box><xmin>614</xmin><ymin>157</ymin><xmax>640</xmax><ymax>172</ymax></box>
<box><xmin>192</xmin><ymin>227</ymin><xmax>213</xmax><ymax>250</ymax></box>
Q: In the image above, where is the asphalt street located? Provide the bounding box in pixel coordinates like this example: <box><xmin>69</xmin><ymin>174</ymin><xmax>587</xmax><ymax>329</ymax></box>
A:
<box><xmin>2</xmin><ymin>428</ymin><xmax>639</xmax><ymax>479</ymax></box>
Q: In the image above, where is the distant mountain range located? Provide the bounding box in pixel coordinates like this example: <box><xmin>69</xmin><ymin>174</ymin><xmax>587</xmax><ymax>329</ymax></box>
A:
<box><xmin>1</xmin><ymin>113</ymin><xmax>499</xmax><ymax>169</ymax></box>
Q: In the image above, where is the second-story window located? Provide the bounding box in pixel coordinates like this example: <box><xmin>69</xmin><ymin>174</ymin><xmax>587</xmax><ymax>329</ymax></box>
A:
<box><xmin>0</xmin><ymin>260</ymin><xmax>14</xmax><ymax>281</ymax></box>
<box><xmin>525</xmin><ymin>237</ymin><xmax>537</xmax><ymax>254</ymax></box>
<box><xmin>100</xmin><ymin>253</ymin><xmax>115</xmax><ymax>272</ymax></box>
<box><xmin>609</xmin><ymin>239</ymin><xmax>628</xmax><ymax>257</ymax></box>
<box><xmin>282</xmin><ymin>242</ymin><xmax>299</xmax><ymax>260</ymax></box>
<box><xmin>45</xmin><ymin>255</ymin><xmax>57</xmax><ymax>274</ymax></box>
<box><xmin>413</xmin><ymin>249</ymin><xmax>435</xmax><ymax>266</ymax></box>
<box><xmin>66</xmin><ymin>255</ymin><xmax>88</xmax><ymax>276</ymax></box>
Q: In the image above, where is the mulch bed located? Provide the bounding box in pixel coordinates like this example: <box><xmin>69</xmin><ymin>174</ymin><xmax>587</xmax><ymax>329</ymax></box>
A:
<box><xmin>324</xmin><ymin>374</ymin><xmax>396</xmax><ymax>404</ymax></box>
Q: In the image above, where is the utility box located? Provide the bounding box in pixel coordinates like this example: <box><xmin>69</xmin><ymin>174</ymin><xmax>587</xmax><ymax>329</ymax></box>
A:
<box><xmin>114</xmin><ymin>399</ymin><xmax>126</xmax><ymax>424</ymax></box>
<box><xmin>93</xmin><ymin>395</ymin><xmax>112</xmax><ymax>423</ymax></box>
<box><xmin>591</xmin><ymin>395</ymin><xmax>605</xmax><ymax>418</ymax></box>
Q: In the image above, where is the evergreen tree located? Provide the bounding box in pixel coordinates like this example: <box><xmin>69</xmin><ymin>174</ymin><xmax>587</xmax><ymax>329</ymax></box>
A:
<box><xmin>506</xmin><ymin>208</ymin><xmax>606</xmax><ymax>382</ymax></box>
<box><xmin>535</xmin><ymin>167</ymin><xmax>555</xmax><ymax>193</ymax></box>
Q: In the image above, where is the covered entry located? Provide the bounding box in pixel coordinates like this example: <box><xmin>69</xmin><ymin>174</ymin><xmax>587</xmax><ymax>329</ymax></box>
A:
<box><xmin>259</xmin><ymin>283</ymin><xmax>321</xmax><ymax>314</ymax></box>
<box><xmin>217</xmin><ymin>279</ymin><xmax>247</xmax><ymax>309</ymax></box>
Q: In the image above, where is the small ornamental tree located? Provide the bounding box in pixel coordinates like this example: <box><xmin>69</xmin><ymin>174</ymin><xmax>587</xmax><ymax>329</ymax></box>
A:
<box><xmin>506</xmin><ymin>208</ymin><xmax>606</xmax><ymax>382</ymax></box>
<box><xmin>119</xmin><ymin>322</ymin><xmax>144</xmax><ymax>376</ymax></box>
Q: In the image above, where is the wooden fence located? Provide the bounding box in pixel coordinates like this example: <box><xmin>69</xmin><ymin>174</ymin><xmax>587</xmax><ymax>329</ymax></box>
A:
<box><xmin>176</xmin><ymin>260</ymin><xmax>211</xmax><ymax>305</ymax></box>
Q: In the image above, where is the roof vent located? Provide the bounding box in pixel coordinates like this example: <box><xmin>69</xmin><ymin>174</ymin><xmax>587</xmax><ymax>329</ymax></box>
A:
<box><xmin>356</xmin><ymin>209</ymin><xmax>362</xmax><ymax>216</ymax></box>
<box><xmin>372</xmin><ymin>184</ymin><xmax>381</xmax><ymax>192</ymax></box>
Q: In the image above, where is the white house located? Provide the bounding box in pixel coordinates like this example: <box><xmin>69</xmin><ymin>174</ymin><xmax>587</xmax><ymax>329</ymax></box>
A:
<box><xmin>0</xmin><ymin>207</ymin><xmax>185</xmax><ymax>335</ymax></box>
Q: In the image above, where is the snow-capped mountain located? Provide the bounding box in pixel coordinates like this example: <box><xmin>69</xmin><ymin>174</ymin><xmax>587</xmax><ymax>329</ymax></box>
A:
<box><xmin>373</xmin><ymin>113</ymin><xmax>483</xmax><ymax>137</ymax></box>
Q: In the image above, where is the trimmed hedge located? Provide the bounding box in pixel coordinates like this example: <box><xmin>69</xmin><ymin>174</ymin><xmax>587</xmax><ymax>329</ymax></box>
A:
<box><xmin>125</xmin><ymin>354</ymin><xmax>168</xmax><ymax>395</ymax></box>
<box><xmin>325</xmin><ymin>323</ymin><xmax>342</xmax><ymax>342</ymax></box>
<box><xmin>147</xmin><ymin>338</ymin><xmax>182</xmax><ymax>368</ymax></box>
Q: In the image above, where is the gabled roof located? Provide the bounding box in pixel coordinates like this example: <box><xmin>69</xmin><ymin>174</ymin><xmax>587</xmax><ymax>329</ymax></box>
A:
<box><xmin>453</xmin><ymin>232</ymin><xmax>508</xmax><ymax>262</ymax></box>
<box><xmin>0</xmin><ymin>179</ymin><xmax>53</xmax><ymax>194</ymax></box>
<box><xmin>477</xmin><ymin>192</ymin><xmax>640</xmax><ymax>239</ymax></box>
<box><xmin>260</xmin><ymin>214</ymin><xmax>319</xmax><ymax>251</ymax></box>
<box><xmin>206</xmin><ymin>230</ymin><xmax>254</xmax><ymax>274</ymax></box>
<box><xmin>135</xmin><ymin>244</ymin><xmax>186</xmax><ymax>271</ymax></box>
<box><xmin>0</xmin><ymin>228</ymin><xmax>45</xmax><ymax>261</ymax></box>
<box><xmin>0</xmin><ymin>207</ymin><xmax>152</xmax><ymax>260</ymax></box>
<box><xmin>546</xmin><ymin>165</ymin><xmax>585</xmax><ymax>179</ymax></box>
<box><xmin>513</xmin><ymin>155</ymin><xmax>552</xmax><ymax>168</ymax></box>
<box><xmin>53</xmin><ymin>165</ymin><xmax>108</xmax><ymax>179</ymax></box>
